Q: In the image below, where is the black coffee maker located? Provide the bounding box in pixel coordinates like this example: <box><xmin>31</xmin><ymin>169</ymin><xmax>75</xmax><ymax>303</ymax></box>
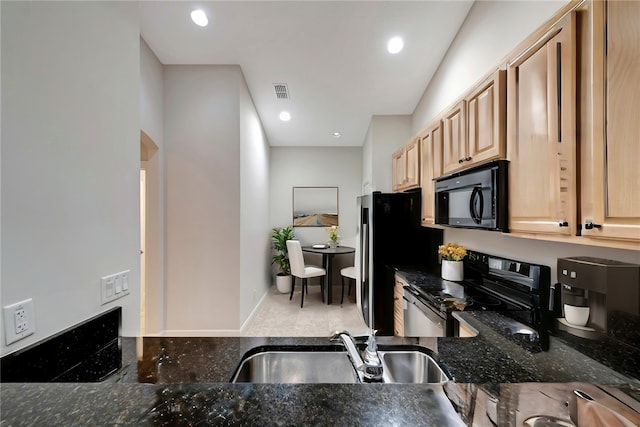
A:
<box><xmin>553</xmin><ymin>257</ymin><xmax>640</xmax><ymax>339</ymax></box>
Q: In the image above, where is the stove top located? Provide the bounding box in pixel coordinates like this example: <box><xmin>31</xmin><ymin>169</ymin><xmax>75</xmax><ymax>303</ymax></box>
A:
<box><xmin>408</xmin><ymin>275</ymin><xmax>511</xmax><ymax>313</ymax></box>
<box><xmin>405</xmin><ymin>250</ymin><xmax>551</xmax><ymax>330</ymax></box>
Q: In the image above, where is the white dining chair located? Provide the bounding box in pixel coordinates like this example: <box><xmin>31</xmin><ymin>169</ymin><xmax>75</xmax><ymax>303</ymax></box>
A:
<box><xmin>286</xmin><ymin>240</ymin><xmax>326</xmax><ymax>308</ymax></box>
<box><xmin>339</xmin><ymin>236</ymin><xmax>360</xmax><ymax>305</ymax></box>
<box><xmin>340</xmin><ymin>265</ymin><xmax>357</xmax><ymax>305</ymax></box>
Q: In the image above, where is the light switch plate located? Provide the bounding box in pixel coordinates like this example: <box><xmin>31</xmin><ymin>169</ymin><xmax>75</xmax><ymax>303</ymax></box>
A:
<box><xmin>3</xmin><ymin>298</ymin><xmax>35</xmax><ymax>345</ymax></box>
<box><xmin>101</xmin><ymin>270</ymin><xmax>130</xmax><ymax>305</ymax></box>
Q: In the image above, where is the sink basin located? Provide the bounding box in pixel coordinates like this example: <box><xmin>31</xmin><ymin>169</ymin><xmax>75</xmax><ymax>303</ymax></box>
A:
<box><xmin>231</xmin><ymin>348</ymin><xmax>358</xmax><ymax>383</ymax></box>
<box><xmin>230</xmin><ymin>345</ymin><xmax>449</xmax><ymax>384</ymax></box>
<box><xmin>379</xmin><ymin>350</ymin><xmax>448</xmax><ymax>384</ymax></box>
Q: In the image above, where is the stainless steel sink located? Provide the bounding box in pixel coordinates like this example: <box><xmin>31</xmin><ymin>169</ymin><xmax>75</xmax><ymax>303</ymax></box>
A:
<box><xmin>231</xmin><ymin>350</ymin><xmax>358</xmax><ymax>383</ymax></box>
<box><xmin>230</xmin><ymin>345</ymin><xmax>449</xmax><ymax>384</ymax></box>
<box><xmin>379</xmin><ymin>350</ymin><xmax>448</xmax><ymax>384</ymax></box>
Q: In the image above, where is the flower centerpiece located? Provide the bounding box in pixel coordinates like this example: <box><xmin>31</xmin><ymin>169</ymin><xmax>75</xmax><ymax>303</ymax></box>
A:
<box><xmin>327</xmin><ymin>225</ymin><xmax>339</xmax><ymax>248</ymax></box>
<box><xmin>438</xmin><ymin>243</ymin><xmax>467</xmax><ymax>281</ymax></box>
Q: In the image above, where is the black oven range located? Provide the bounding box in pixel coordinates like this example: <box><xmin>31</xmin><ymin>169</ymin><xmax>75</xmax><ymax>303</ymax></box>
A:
<box><xmin>402</xmin><ymin>250</ymin><xmax>552</xmax><ymax>351</ymax></box>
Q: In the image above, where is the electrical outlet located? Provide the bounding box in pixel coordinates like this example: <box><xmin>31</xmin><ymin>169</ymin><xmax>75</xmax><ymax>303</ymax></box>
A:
<box><xmin>14</xmin><ymin>308</ymin><xmax>28</xmax><ymax>333</ymax></box>
<box><xmin>101</xmin><ymin>270</ymin><xmax>130</xmax><ymax>305</ymax></box>
<box><xmin>3</xmin><ymin>298</ymin><xmax>35</xmax><ymax>345</ymax></box>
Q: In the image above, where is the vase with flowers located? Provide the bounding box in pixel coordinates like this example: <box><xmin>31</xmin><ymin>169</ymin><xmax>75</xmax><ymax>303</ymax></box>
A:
<box><xmin>438</xmin><ymin>243</ymin><xmax>467</xmax><ymax>281</ymax></box>
<box><xmin>327</xmin><ymin>225</ymin><xmax>339</xmax><ymax>248</ymax></box>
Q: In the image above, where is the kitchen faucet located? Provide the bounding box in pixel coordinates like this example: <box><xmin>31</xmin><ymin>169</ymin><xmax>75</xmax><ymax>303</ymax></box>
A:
<box><xmin>329</xmin><ymin>330</ymin><xmax>383</xmax><ymax>383</ymax></box>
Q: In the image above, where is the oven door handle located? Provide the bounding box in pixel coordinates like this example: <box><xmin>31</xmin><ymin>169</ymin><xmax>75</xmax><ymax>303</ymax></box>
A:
<box><xmin>469</xmin><ymin>186</ymin><xmax>484</xmax><ymax>224</ymax></box>
<box><xmin>403</xmin><ymin>288</ymin><xmax>445</xmax><ymax>325</ymax></box>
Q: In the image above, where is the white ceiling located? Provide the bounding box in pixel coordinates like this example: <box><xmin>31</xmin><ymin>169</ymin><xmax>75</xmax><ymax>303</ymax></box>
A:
<box><xmin>139</xmin><ymin>1</ymin><xmax>474</xmax><ymax>147</ymax></box>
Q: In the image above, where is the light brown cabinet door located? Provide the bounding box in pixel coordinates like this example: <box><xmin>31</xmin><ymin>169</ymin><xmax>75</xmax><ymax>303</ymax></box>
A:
<box><xmin>420</xmin><ymin>120</ymin><xmax>443</xmax><ymax>225</ymax></box>
<box><xmin>404</xmin><ymin>138</ymin><xmax>420</xmax><ymax>189</ymax></box>
<box><xmin>458</xmin><ymin>321</ymin><xmax>477</xmax><ymax>338</ymax></box>
<box><xmin>507</xmin><ymin>13</ymin><xmax>577</xmax><ymax>236</ymax></box>
<box><xmin>394</xmin><ymin>279</ymin><xmax>405</xmax><ymax>337</ymax></box>
<box><xmin>392</xmin><ymin>148</ymin><xmax>405</xmax><ymax>192</ymax></box>
<box><xmin>581</xmin><ymin>0</ymin><xmax>640</xmax><ymax>243</ymax></box>
<box><xmin>392</xmin><ymin>138</ymin><xmax>420</xmax><ymax>193</ymax></box>
<box><xmin>441</xmin><ymin>71</ymin><xmax>506</xmax><ymax>176</ymax></box>
<box><xmin>442</xmin><ymin>100</ymin><xmax>467</xmax><ymax>175</ymax></box>
<box><xmin>466</xmin><ymin>70</ymin><xmax>506</xmax><ymax>166</ymax></box>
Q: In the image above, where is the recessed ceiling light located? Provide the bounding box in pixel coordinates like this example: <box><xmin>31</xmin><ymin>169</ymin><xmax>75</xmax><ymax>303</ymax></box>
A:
<box><xmin>387</xmin><ymin>36</ymin><xmax>404</xmax><ymax>54</ymax></box>
<box><xmin>279</xmin><ymin>111</ymin><xmax>291</xmax><ymax>122</ymax></box>
<box><xmin>332</xmin><ymin>132</ymin><xmax>342</xmax><ymax>138</ymax></box>
<box><xmin>190</xmin><ymin>9</ymin><xmax>208</xmax><ymax>27</ymax></box>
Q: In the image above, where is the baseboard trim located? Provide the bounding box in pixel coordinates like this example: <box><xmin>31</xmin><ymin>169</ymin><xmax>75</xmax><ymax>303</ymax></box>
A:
<box><xmin>159</xmin><ymin>329</ymin><xmax>242</xmax><ymax>337</ymax></box>
<box><xmin>143</xmin><ymin>288</ymin><xmax>271</xmax><ymax>338</ymax></box>
<box><xmin>240</xmin><ymin>288</ymin><xmax>269</xmax><ymax>334</ymax></box>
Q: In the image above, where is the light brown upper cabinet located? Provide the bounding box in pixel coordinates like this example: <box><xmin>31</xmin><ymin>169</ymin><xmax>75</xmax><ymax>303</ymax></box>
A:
<box><xmin>392</xmin><ymin>137</ymin><xmax>420</xmax><ymax>192</ymax></box>
<box><xmin>392</xmin><ymin>148</ymin><xmax>405</xmax><ymax>192</ymax></box>
<box><xmin>579</xmin><ymin>0</ymin><xmax>640</xmax><ymax>244</ymax></box>
<box><xmin>466</xmin><ymin>71</ymin><xmax>506</xmax><ymax>168</ymax></box>
<box><xmin>420</xmin><ymin>120</ymin><xmax>443</xmax><ymax>225</ymax></box>
<box><xmin>442</xmin><ymin>70</ymin><xmax>506</xmax><ymax>175</ymax></box>
<box><xmin>442</xmin><ymin>100</ymin><xmax>467</xmax><ymax>175</ymax></box>
<box><xmin>507</xmin><ymin>13</ymin><xmax>577</xmax><ymax>237</ymax></box>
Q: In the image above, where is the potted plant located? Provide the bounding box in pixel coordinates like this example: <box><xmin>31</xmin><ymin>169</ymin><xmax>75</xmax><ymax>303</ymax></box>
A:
<box><xmin>438</xmin><ymin>243</ymin><xmax>467</xmax><ymax>281</ymax></box>
<box><xmin>271</xmin><ymin>226</ymin><xmax>295</xmax><ymax>293</ymax></box>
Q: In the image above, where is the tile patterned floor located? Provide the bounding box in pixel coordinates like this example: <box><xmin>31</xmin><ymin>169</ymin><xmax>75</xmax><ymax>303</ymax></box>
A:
<box><xmin>243</xmin><ymin>283</ymin><xmax>369</xmax><ymax>337</ymax></box>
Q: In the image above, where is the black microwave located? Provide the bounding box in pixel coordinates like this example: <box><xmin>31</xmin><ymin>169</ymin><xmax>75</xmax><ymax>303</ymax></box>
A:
<box><xmin>434</xmin><ymin>160</ymin><xmax>508</xmax><ymax>232</ymax></box>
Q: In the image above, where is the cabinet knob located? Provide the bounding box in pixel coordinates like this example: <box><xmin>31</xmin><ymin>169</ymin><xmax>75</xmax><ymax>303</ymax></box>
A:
<box><xmin>584</xmin><ymin>221</ymin><xmax>602</xmax><ymax>230</ymax></box>
<box><xmin>558</xmin><ymin>221</ymin><xmax>569</xmax><ymax>227</ymax></box>
<box><xmin>458</xmin><ymin>159</ymin><xmax>464</xmax><ymax>164</ymax></box>
<box><xmin>465</xmin><ymin>157</ymin><xmax>472</xmax><ymax>162</ymax></box>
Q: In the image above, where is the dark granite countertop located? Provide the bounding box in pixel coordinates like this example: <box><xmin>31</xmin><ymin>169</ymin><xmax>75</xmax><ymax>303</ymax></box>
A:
<box><xmin>2</xmin><ymin>336</ymin><xmax>466</xmax><ymax>426</ymax></box>
<box><xmin>1</xmin><ymin>382</ymin><xmax>466</xmax><ymax>426</ymax></box>
<box><xmin>442</xmin><ymin>312</ymin><xmax>639</xmax><ymax>389</ymax></box>
<box><xmin>394</xmin><ymin>267</ymin><xmax>640</xmax><ymax>388</ymax></box>
<box><xmin>3</xmin><ymin>331</ymin><xmax>640</xmax><ymax>426</ymax></box>
<box><xmin>393</xmin><ymin>266</ymin><xmax>439</xmax><ymax>287</ymax></box>
<box><xmin>3</xmin><ymin>267</ymin><xmax>640</xmax><ymax>426</ymax></box>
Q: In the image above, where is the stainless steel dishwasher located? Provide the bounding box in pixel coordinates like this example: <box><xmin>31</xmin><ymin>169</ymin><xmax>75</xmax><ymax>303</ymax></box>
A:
<box><xmin>403</xmin><ymin>286</ymin><xmax>446</xmax><ymax>337</ymax></box>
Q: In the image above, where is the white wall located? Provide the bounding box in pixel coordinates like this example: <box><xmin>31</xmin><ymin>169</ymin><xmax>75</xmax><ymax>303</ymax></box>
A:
<box><xmin>239</xmin><ymin>74</ymin><xmax>271</xmax><ymax>325</ymax></box>
<box><xmin>163</xmin><ymin>65</ymin><xmax>271</xmax><ymax>334</ymax></box>
<box><xmin>413</xmin><ymin>0</ymin><xmax>569</xmax><ymax>133</ymax></box>
<box><xmin>365</xmin><ymin>115</ymin><xmax>411</xmax><ymax>193</ymax></box>
<box><xmin>1</xmin><ymin>2</ymin><xmax>141</xmax><ymax>355</ymax></box>
<box><xmin>270</xmin><ymin>147</ymin><xmax>362</xmax><ymax>283</ymax></box>
<box><xmin>446</xmin><ymin>229</ymin><xmax>640</xmax><ymax>282</ymax></box>
<box><xmin>362</xmin><ymin>125</ymin><xmax>373</xmax><ymax>194</ymax></box>
<box><xmin>140</xmin><ymin>38</ymin><xmax>165</xmax><ymax>335</ymax></box>
<box><xmin>140</xmin><ymin>38</ymin><xmax>164</xmax><ymax>148</ymax></box>
<box><xmin>1</xmin><ymin>2</ymin><xmax>4</xmax><ymax>351</ymax></box>
<box><xmin>163</xmin><ymin>65</ymin><xmax>241</xmax><ymax>333</ymax></box>
<box><xmin>411</xmin><ymin>0</ymin><xmax>639</xmax><ymax>277</ymax></box>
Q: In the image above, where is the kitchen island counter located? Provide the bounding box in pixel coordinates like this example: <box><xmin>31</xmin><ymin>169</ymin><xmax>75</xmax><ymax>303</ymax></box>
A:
<box><xmin>2</xmin><ymin>323</ymin><xmax>639</xmax><ymax>426</ymax></box>
<box><xmin>6</xmin><ymin>259</ymin><xmax>639</xmax><ymax>425</ymax></box>
<box><xmin>1</xmin><ymin>382</ymin><xmax>465</xmax><ymax>426</ymax></box>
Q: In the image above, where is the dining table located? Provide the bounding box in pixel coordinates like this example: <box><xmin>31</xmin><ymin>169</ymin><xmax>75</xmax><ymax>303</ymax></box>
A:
<box><xmin>301</xmin><ymin>245</ymin><xmax>355</xmax><ymax>304</ymax></box>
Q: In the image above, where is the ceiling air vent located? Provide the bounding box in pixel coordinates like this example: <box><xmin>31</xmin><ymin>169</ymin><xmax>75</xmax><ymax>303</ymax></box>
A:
<box><xmin>273</xmin><ymin>83</ymin><xmax>290</xmax><ymax>100</ymax></box>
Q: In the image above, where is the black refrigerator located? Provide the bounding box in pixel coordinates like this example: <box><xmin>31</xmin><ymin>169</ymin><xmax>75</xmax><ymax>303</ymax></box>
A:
<box><xmin>357</xmin><ymin>190</ymin><xmax>443</xmax><ymax>335</ymax></box>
